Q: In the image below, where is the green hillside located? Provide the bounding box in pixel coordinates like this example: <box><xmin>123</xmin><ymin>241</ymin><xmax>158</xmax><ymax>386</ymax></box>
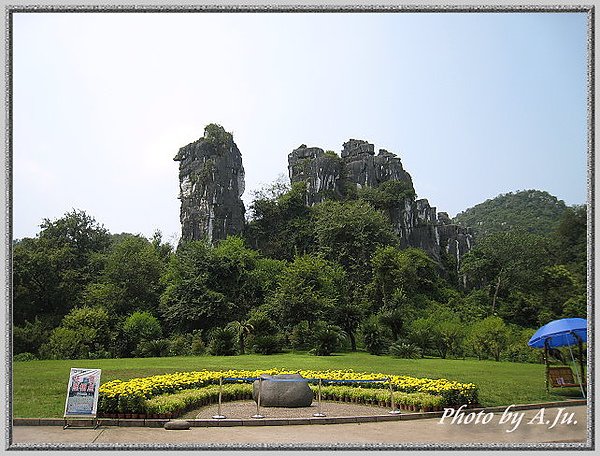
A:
<box><xmin>453</xmin><ymin>190</ymin><xmax>568</xmax><ymax>238</ymax></box>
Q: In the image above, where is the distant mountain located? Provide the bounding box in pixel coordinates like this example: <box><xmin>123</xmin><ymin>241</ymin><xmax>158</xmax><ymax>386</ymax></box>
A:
<box><xmin>453</xmin><ymin>190</ymin><xmax>568</xmax><ymax>238</ymax></box>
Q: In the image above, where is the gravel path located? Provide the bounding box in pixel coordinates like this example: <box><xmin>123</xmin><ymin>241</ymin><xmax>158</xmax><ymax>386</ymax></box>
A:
<box><xmin>181</xmin><ymin>400</ymin><xmax>398</xmax><ymax>420</ymax></box>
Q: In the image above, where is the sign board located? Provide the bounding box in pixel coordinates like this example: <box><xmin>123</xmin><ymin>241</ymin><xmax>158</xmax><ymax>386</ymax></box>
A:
<box><xmin>63</xmin><ymin>368</ymin><xmax>102</xmax><ymax>418</ymax></box>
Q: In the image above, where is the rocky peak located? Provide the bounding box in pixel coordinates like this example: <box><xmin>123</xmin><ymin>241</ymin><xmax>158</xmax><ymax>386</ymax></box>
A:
<box><xmin>174</xmin><ymin>124</ymin><xmax>245</xmax><ymax>244</ymax></box>
<box><xmin>288</xmin><ymin>138</ymin><xmax>474</xmax><ymax>275</ymax></box>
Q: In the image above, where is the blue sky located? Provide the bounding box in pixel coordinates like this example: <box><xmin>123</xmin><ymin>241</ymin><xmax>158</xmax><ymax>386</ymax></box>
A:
<box><xmin>13</xmin><ymin>12</ymin><xmax>589</xmax><ymax>244</ymax></box>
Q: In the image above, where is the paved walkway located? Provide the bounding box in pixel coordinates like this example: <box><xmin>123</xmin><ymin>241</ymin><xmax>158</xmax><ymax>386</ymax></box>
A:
<box><xmin>10</xmin><ymin>405</ymin><xmax>589</xmax><ymax>449</ymax></box>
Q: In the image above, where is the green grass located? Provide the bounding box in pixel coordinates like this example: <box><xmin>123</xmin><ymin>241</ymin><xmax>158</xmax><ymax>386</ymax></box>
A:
<box><xmin>12</xmin><ymin>352</ymin><xmax>584</xmax><ymax>418</ymax></box>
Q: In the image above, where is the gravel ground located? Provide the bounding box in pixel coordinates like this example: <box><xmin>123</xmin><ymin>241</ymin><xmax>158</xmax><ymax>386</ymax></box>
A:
<box><xmin>181</xmin><ymin>400</ymin><xmax>399</xmax><ymax>420</ymax></box>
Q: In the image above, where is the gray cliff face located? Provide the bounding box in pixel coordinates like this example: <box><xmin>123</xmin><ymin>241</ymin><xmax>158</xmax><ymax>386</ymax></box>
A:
<box><xmin>174</xmin><ymin>126</ymin><xmax>245</xmax><ymax>244</ymax></box>
<box><xmin>341</xmin><ymin>139</ymin><xmax>414</xmax><ymax>189</ymax></box>
<box><xmin>287</xmin><ymin>146</ymin><xmax>344</xmax><ymax>206</ymax></box>
<box><xmin>288</xmin><ymin>139</ymin><xmax>474</xmax><ymax>273</ymax></box>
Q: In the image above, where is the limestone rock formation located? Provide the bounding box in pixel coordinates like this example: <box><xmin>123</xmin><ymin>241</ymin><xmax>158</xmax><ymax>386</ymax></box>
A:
<box><xmin>252</xmin><ymin>374</ymin><xmax>313</xmax><ymax>407</ymax></box>
<box><xmin>288</xmin><ymin>139</ymin><xmax>474</xmax><ymax>271</ymax></box>
<box><xmin>174</xmin><ymin>124</ymin><xmax>245</xmax><ymax>243</ymax></box>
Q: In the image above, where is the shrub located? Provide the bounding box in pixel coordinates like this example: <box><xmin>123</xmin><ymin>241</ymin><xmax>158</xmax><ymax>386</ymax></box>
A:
<box><xmin>123</xmin><ymin>311</ymin><xmax>162</xmax><ymax>349</ymax></box>
<box><xmin>466</xmin><ymin>316</ymin><xmax>509</xmax><ymax>361</ymax></box>
<box><xmin>250</xmin><ymin>334</ymin><xmax>284</xmax><ymax>355</ymax></box>
<box><xmin>289</xmin><ymin>320</ymin><xmax>312</xmax><ymax>350</ymax></box>
<box><xmin>312</xmin><ymin>322</ymin><xmax>346</xmax><ymax>356</ymax></box>
<box><xmin>13</xmin><ymin>318</ymin><xmax>50</xmax><ymax>356</ymax></box>
<box><xmin>168</xmin><ymin>334</ymin><xmax>192</xmax><ymax>356</ymax></box>
<box><xmin>191</xmin><ymin>335</ymin><xmax>206</xmax><ymax>355</ymax></box>
<box><xmin>13</xmin><ymin>352</ymin><xmax>37</xmax><ymax>362</ymax></box>
<box><xmin>40</xmin><ymin>306</ymin><xmax>112</xmax><ymax>359</ymax></box>
<box><xmin>407</xmin><ymin>317</ymin><xmax>434</xmax><ymax>356</ymax></box>
<box><xmin>40</xmin><ymin>327</ymin><xmax>96</xmax><ymax>360</ymax></box>
<box><xmin>389</xmin><ymin>341</ymin><xmax>422</xmax><ymax>359</ymax></box>
<box><xmin>134</xmin><ymin>339</ymin><xmax>170</xmax><ymax>357</ymax></box>
<box><xmin>208</xmin><ymin>327</ymin><xmax>237</xmax><ymax>356</ymax></box>
<box><xmin>361</xmin><ymin>317</ymin><xmax>388</xmax><ymax>355</ymax></box>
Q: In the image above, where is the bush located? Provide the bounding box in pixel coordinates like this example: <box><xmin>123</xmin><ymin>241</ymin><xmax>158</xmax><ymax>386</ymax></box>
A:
<box><xmin>311</xmin><ymin>322</ymin><xmax>346</xmax><ymax>356</ymax></box>
<box><xmin>191</xmin><ymin>335</ymin><xmax>206</xmax><ymax>355</ymax></box>
<box><xmin>40</xmin><ymin>327</ymin><xmax>96</xmax><ymax>359</ymax></box>
<box><xmin>466</xmin><ymin>316</ymin><xmax>509</xmax><ymax>361</ymax></box>
<box><xmin>13</xmin><ymin>352</ymin><xmax>37</xmax><ymax>362</ymax></box>
<box><xmin>503</xmin><ymin>326</ymin><xmax>541</xmax><ymax>363</ymax></box>
<box><xmin>39</xmin><ymin>306</ymin><xmax>113</xmax><ymax>359</ymax></box>
<box><xmin>361</xmin><ymin>317</ymin><xmax>389</xmax><ymax>355</ymax></box>
<box><xmin>208</xmin><ymin>327</ymin><xmax>237</xmax><ymax>356</ymax></box>
<box><xmin>289</xmin><ymin>321</ymin><xmax>312</xmax><ymax>350</ymax></box>
<box><xmin>168</xmin><ymin>334</ymin><xmax>192</xmax><ymax>356</ymax></box>
<box><xmin>389</xmin><ymin>341</ymin><xmax>422</xmax><ymax>359</ymax></box>
<box><xmin>407</xmin><ymin>318</ymin><xmax>434</xmax><ymax>355</ymax></box>
<box><xmin>13</xmin><ymin>318</ymin><xmax>50</xmax><ymax>356</ymax></box>
<box><xmin>123</xmin><ymin>311</ymin><xmax>162</xmax><ymax>349</ymax></box>
<box><xmin>134</xmin><ymin>339</ymin><xmax>170</xmax><ymax>357</ymax></box>
<box><xmin>251</xmin><ymin>334</ymin><xmax>284</xmax><ymax>355</ymax></box>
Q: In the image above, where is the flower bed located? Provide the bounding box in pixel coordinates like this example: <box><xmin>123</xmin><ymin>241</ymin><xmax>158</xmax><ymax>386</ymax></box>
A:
<box><xmin>98</xmin><ymin>369</ymin><xmax>478</xmax><ymax>416</ymax></box>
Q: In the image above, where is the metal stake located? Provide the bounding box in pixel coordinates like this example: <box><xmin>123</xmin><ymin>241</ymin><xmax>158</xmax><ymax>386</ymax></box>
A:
<box><xmin>389</xmin><ymin>379</ymin><xmax>400</xmax><ymax>415</ymax></box>
<box><xmin>252</xmin><ymin>377</ymin><xmax>264</xmax><ymax>419</ymax></box>
<box><xmin>212</xmin><ymin>377</ymin><xmax>226</xmax><ymax>419</ymax></box>
<box><xmin>313</xmin><ymin>378</ymin><xmax>326</xmax><ymax>417</ymax></box>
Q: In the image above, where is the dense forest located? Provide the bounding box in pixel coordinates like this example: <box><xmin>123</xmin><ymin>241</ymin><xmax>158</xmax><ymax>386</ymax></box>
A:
<box><xmin>453</xmin><ymin>189</ymin><xmax>569</xmax><ymax>238</ymax></box>
<box><xmin>13</xmin><ymin>182</ymin><xmax>587</xmax><ymax>363</ymax></box>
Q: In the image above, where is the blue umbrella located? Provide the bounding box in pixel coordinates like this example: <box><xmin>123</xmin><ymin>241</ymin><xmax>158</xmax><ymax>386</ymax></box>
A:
<box><xmin>528</xmin><ymin>318</ymin><xmax>587</xmax><ymax>348</ymax></box>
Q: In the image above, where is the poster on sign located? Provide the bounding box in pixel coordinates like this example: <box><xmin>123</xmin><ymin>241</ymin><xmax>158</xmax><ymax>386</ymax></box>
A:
<box><xmin>63</xmin><ymin>368</ymin><xmax>102</xmax><ymax>418</ymax></box>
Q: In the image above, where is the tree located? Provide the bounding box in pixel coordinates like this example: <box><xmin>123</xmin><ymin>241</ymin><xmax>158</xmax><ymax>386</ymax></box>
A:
<box><xmin>227</xmin><ymin>320</ymin><xmax>254</xmax><ymax>355</ymax></box>
<box><xmin>245</xmin><ymin>181</ymin><xmax>315</xmax><ymax>260</ymax></box>
<box><xmin>160</xmin><ymin>241</ymin><xmax>233</xmax><ymax>332</ymax></box>
<box><xmin>245</xmin><ymin>307</ymin><xmax>284</xmax><ymax>355</ymax></box>
<box><xmin>453</xmin><ymin>190</ymin><xmax>568</xmax><ymax>238</ymax></box>
<box><xmin>424</xmin><ymin>308</ymin><xmax>464</xmax><ymax>359</ymax></box>
<box><xmin>160</xmin><ymin>238</ymin><xmax>264</xmax><ymax>333</ymax></box>
<box><xmin>331</xmin><ymin>299</ymin><xmax>365</xmax><ymax>351</ymax></box>
<box><xmin>269</xmin><ymin>254</ymin><xmax>344</xmax><ymax>328</ymax></box>
<box><xmin>460</xmin><ymin>231</ymin><xmax>553</xmax><ymax>315</ymax></box>
<box><xmin>13</xmin><ymin>210</ymin><xmax>111</xmax><ymax>325</ymax></box>
<box><xmin>407</xmin><ymin>318</ymin><xmax>435</xmax><ymax>357</ymax></box>
<box><xmin>358</xmin><ymin>179</ymin><xmax>416</xmax><ymax>219</ymax></box>
<box><xmin>370</xmin><ymin>246</ymin><xmax>439</xmax><ymax>310</ymax></box>
<box><xmin>466</xmin><ymin>316</ymin><xmax>509</xmax><ymax>361</ymax></box>
<box><xmin>314</xmin><ymin>200</ymin><xmax>398</xmax><ymax>284</ymax></box>
<box><xmin>13</xmin><ymin>318</ymin><xmax>51</xmax><ymax>356</ymax></box>
<box><xmin>208</xmin><ymin>327</ymin><xmax>238</xmax><ymax>356</ymax></box>
<box><xmin>92</xmin><ymin>235</ymin><xmax>165</xmax><ymax>314</ymax></box>
<box><xmin>553</xmin><ymin>205</ymin><xmax>587</xmax><ymax>282</ymax></box>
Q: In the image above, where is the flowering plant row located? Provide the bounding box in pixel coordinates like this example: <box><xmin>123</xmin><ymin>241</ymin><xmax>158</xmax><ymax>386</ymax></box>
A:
<box><xmin>98</xmin><ymin>369</ymin><xmax>478</xmax><ymax>414</ymax></box>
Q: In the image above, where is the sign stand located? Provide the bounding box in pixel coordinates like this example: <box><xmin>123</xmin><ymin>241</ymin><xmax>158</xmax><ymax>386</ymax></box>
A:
<box><xmin>63</xmin><ymin>419</ymin><xmax>100</xmax><ymax>430</ymax></box>
<box><xmin>63</xmin><ymin>368</ymin><xmax>102</xmax><ymax>430</ymax></box>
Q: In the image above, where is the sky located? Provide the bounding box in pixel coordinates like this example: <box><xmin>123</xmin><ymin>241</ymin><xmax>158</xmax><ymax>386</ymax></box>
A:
<box><xmin>13</xmin><ymin>11</ymin><xmax>589</xmax><ymax>245</ymax></box>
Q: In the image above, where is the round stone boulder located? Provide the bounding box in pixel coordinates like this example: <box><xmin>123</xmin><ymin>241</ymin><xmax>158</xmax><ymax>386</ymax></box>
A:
<box><xmin>164</xmin><ymin>420</ymin><xmax>191</xmax><ymax>430</ymax></box>
<box><xmin>252</xmin><ymin>373</ymin><xmax>313</xmax><ymax>407</ymax></box>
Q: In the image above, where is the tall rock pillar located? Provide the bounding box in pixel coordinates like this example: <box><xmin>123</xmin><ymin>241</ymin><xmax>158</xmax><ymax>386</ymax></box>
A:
<box><xmin>174</xmin><ymin>124</ymin><xmax>245</xmax><ymax>243</ymax></box>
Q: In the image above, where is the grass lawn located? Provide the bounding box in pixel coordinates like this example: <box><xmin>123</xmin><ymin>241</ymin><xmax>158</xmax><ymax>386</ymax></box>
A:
<box><xmin>12</xmin><ymin>351</ymin><xmax>584</xmax><ymax>418</ymax></box>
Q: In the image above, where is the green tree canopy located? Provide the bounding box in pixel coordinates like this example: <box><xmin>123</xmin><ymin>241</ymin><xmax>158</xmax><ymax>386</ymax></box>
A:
<box><xmin>245</xmin><ymin>181</ymin><xmax>315</xmax><ymax>260</ymax></box>
<box><xmin>460</xmin><ymin>230</ymin><xmax>553</xmax><ymax>316</ymax></box>
<box><xmin>270</xmin><ymin>254</ymin><xmax>345</xmax><ymax>328</ymax></box>
<box><xmin>314</xmin><ymin>199</ymin><xmax>398</xmax><ymax>284</ymax></box>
